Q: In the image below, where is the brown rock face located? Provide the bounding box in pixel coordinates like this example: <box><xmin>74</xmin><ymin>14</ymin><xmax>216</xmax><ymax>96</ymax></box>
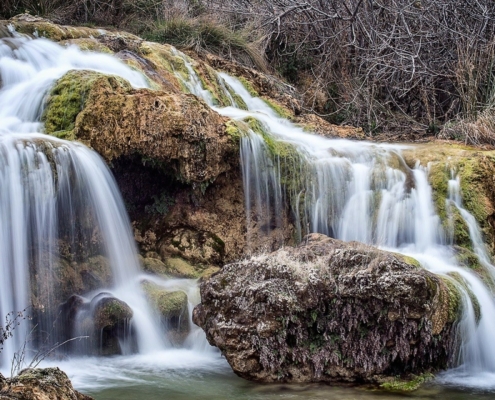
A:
<box><xmin>0</xmin><ymin>368</ymin><xmax>92</xmax><ymax>400</ymax></box>
<box><xmin>194</xmin><ymin>234</ymin><xmax>461</xmax><ymax>383</ymax></box>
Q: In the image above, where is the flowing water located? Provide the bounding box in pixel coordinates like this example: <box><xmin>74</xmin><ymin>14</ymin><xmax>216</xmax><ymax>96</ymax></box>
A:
<box><xmin>0</xmin><ymin>28</ymin><xmax>495</xmax><ymax>399</ymax></box>
<box><xmin>172</xmin><ymin>57</ymin><xmax>495</xmax><ymax>388</ymax></box>
<box><xmin>0</xmin><ymin>31</ymin><xmax>187</xmax><ymax>366</ymax></box>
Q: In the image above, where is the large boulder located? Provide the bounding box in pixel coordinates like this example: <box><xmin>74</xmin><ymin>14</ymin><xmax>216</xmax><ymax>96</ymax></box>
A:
<box><xmin>193</xmin><ymin>233</ymin><xmax>462</xmax><ymax>383</ymax></box>
<box><xmin>0</xmin><ymin>368</ymin><xmax>92</xmax><ymax>400</ymax></box>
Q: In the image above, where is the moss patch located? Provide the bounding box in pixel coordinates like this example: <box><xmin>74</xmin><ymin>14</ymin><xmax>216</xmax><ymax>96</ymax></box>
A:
<box><xmin>398</xmin><ymin>255</ymin><xmax>422</xmax><ymax>268</ymax></box>
<box><xmin>440</xmin><ymin>276</ymin><xmax>463</xmax><ymax>323</ymax></box>
<box><xmin>262</xmin><ymin>97</ymin><xmax>293</xmax><ymax>119</ymax></box>
<box><xmin>42</xmin><ymin>70</ymin><xmax>131</xmax><ymax>139</ymax></box>
<box><xmin>238</xmin><ymin>76</ymin><xmax>259</xmax><ymax>97</ymax></box>
<box><xmin>380</xmin><ymin>373</ymin><xmax>434</xmax><ymax>391</ymax></box>
<box><xmin>454</xmin><ymin>246</ymin><xmax>495</xmax><ymax>290</ymax></box>
<box><xmin>165</xmin><ymin>257</ymin><xmax>201</xmax><ymax>278</ymax></box>
<box><xmin>142</xmin><ymin>280</ymin><xmax>187</xmax><ymax>318</ymax></box>
<box><xmin>447</xmin><ymin>271</ymin><xmax>481</xmax><ymax>323</ymax></box>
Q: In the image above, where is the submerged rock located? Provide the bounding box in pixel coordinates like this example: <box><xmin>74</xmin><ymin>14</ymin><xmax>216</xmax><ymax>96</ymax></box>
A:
<box><xmin>0</xmin><ymin>367</ymin><xmax>93</xmax><ymax>399</ymax></box>
<box><xmin>194</xmin><ymin>233</ymin><xmax>462</xmax><ymax>384</ymax></box>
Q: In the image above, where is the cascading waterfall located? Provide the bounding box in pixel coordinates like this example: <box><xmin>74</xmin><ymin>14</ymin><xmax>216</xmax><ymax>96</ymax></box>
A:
<box><xmin>1</xmin><ymin>24</ymin><xmax>495</xmax><ymax>390</ymax></box>
<box><xmin>173</xmin><ymin>55</ymin><xmax>495</xmax><ymax>384</ymax></box>
<box><xmin>0</xmin><ymin>32</ymin><xmax>170</xmax><ymax>366</ymax></box>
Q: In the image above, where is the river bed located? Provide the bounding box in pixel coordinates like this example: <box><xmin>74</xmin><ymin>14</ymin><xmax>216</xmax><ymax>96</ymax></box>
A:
<box><xmin>40</xmin><ymin>350</ymin><xmax>495</xmax><ymax>400</ymax></box>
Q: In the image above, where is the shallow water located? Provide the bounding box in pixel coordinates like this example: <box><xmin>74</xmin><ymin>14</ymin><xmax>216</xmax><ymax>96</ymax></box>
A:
<box><xmin>38</xmin><ymin>351</ymin><xmax>495</xmax><ymax>400</ymax></box>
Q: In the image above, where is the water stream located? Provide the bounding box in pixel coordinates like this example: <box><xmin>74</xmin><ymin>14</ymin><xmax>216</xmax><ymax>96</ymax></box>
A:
<box><xmin>173</xmin><ymin>57</ymin><xmax>495</xmax><ymax>387</ymax></box>
<box><xmin>0</xmin><ymin>28</ymin><xmax>495</xmax><ymax>398</ymax></box>
<box><xmin>0</xmin><ymin>32</ymin><xmax>169</xmax><ymax>366</ymax></box>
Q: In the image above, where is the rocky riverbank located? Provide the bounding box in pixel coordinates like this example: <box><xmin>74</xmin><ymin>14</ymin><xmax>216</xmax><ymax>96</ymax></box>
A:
<box><xmin>0</xmin><ymin>368</ymin><xmax>92</xmax><ymax>400</ymax></box>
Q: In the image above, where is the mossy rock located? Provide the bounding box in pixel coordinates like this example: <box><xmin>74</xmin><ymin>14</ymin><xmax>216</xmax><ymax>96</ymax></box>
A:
<box><xmin>142</xmin><ymin>281</ymin><xmax>187</xmax><ymax>320</ymax></box>
<box><xmin>137</xmin><ymin>41</ymin><xmax>187</xmax><ymax>88</ymax></box>
<box><xmin>238</xmin><ymin>76</ymin><xmax>258</xmax><ymax>97</ymax></box>
<box><xmin>439</xmin><ymin>276</ymin><xmax>463</xmax><ymax>324</ymax></box>
<box><xmin>42</xmin><ymin>70</ymin><xmax>130</xmax><ymax>138</ymax></box>
<box><xmin>164</xmin><ymin>257</ymin><xmax>201</xmax><ymax>278</ymax></box>
<box><xmin>140</xmin><ymin>256</ymin><xmax>170</xmax><ymax>277</ymax></box>
<box><xmin>92</xmin><ymin>295</ymin><xmax>133</xmax><ymax>330</ymax></box>
<box><xmin>447</xmin><ymin>271</ymin><xmax>481</xmax><ymax>323</ymax></box>
<box><xmin>397</xmin><ymin>255</ymin><xmax>421</xmax><ymax>268</ymax></box>
<box><xmin>380</xmin><ymin>373</ymin><xmax>434</xmax><ymax>392</ymax></box>
<box><xmin>262</xmin><ymin>96</ymin><xmax>294</xmax><ymax>119</ymax></box>
<box><xmin>403</xmin><ymin>144</ymin><xmax>495</xmax><ymax>257</ymax></box>
<box><xmin>60</xmin><ymin>38</ymin><xmax>113</xmax><ymax>54</ymax></box>
<box><xmin>454</xmin><ymin>246</ymin><xmax>495</xmax><ymax>290</ymax></box>
<box><xmin>224</xmin><ymin>119</ymin><xmax>248</xmax><ymax>146</ymax></box>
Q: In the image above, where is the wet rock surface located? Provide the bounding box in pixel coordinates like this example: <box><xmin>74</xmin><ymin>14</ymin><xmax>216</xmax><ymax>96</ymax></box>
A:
<box><xmin>194</xmin><ymin>234</ymin><xmax>461</xmax><ymax>383</ymax></box>
<box><xmin>0</xmin><ymin>368</ymin><xmax>93</xmax><ymax>399</ymax></box>
<box><xmin>142</xmin><ymin>281</ymin><xmax>189</xmax><ymax>344</ymax></box>
<box><xmin>53</xmin><ymin>293</ymin><xmax>134</xmax><ymax>356</ymax></box>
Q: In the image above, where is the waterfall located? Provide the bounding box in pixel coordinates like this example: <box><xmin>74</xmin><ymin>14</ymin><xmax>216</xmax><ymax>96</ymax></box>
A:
<box><xmin>173</xmin><ymin>55</ymin><xmax>495</xmax><ymax>382</ymax></box>
<box><xmin>0</xmin><ymin>33</ymin><xmax>166</xmax><ymax>366</ymax></box>
<box><xmin>2</xmin><ymin>25</ymin><xmax>495</xmax><ymax>387</ymax></box>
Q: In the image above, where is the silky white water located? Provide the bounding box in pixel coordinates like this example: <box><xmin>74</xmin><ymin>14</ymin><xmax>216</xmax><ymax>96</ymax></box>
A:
<box><xmin>0</xmin><ymin>32</ymin><xmax>190</xmax><ymax>367</ymax></box>
<box><xmin>0</xmin><ymin>26</ymin><xmax>495</xmax><ymax>395</ymax></box>
<box><xmin>171</xmin><ymin>57</ymin><xmax>495</xmax><ymax>389</ymax></box>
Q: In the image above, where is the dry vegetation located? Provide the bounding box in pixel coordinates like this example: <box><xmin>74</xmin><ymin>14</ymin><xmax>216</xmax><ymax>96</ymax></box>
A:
<box><xmin>2</xmin><ymin>0</ymin><xmax>495</xmax><ymax>144</ymax></box>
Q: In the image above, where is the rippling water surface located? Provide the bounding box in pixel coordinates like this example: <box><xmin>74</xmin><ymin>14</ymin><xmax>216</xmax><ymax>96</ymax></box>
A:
<box><xmin>41</xmin><ymin>351</ymin><xmax>495</xmax><ymax>400</ymax></box>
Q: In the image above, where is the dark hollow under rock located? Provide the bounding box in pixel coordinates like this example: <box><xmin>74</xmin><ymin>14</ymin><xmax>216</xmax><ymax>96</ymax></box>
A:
<box><xmin>193</xmin><ymin>233</ymin><xmax>462</xmax><ymax>384</ymax></box>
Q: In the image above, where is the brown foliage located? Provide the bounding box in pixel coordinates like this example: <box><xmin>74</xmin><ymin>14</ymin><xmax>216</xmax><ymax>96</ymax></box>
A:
<box><xmin>205</xmin><ymin>0</ymin><xmax>495</xmax><ymax>134</ymax></box>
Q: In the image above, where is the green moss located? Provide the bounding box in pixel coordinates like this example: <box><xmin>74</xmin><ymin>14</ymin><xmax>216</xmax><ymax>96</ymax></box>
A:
<box><xmin>447</xmin><ymin>272</ymin><xmax>481</xmax><ymax>323</ymax></box>
<box><xmin>94</xmin><ymin>298</ymin><xmax>133</xmax><ymax>329</ymax></box>
<box><xmin>262</xmin><ymin>97</ymin><xmax>293</xmax><ymax>119</ymax></box>
<box><xmin>42</xmin><ymin>70</ymin><xmax>131</xmax><ymax>139</ymax></box>
<box><xmin>63</xmin><ymin>38</ymin><xmax>113</xmax><ymax>54</ymax></box>
<box><xmin>238</xmin><ymin>76</ymin><xmax>259</xmax><ymax>97</ymax></box>
<box><xmin>244</xmin><ymin>117</ymin><xmax>296</xmax><ymax>158</ymax></box>
<box><xmin>140</xmin><ymin>256</ymin><xmax>170</xmax><ymax>278</ymax></box>
<box><xmin>165</xmin><ymin>257</ymin><xmax>201</xmax><ymax>278</ymax></box>
<box><xmin>380</xmin><ymin>373</ymin><xmax>434</xmax><ymax>392</ymax></box>
<box><xmin>440</xmin><ymin>276</ymin><xmax>463</xmax><ymax>323</ymax></box>
<box><xmin>458</xmin><ymin>158</ymin><xmax>490</xmax><ymax>224</ymax></box>
<box><xmin>142</xmin><ymin>281</ymin><xmax>187</xmax><ymax>318</ymax></box>
<box><xmin>138</xmin><ymin>42</ymin><xmax>188</xmax><ymax>84</ymax></box>
<box><xmin>42</xmin><ymin>70</ymin><xmax>101</xmax><ymax>136</ymax></box>
<box><xmin>224</xmin><ymin>82</ymin><xmax>248</xmax><ymax>110</ymax></box>
<box><xmin>455</xmin><ymin>246</ymin><xmax>495</xmax><ymax>290</ymax></box>
<box><xmin>428</xmin><ymin>163</ymin><xmax>449</xmax><ymax>222</ymax></box>
<box><xmin>225</xmin><ymin>119</ymin><xmax>248</xmax><ymax>146</ymax></box>
<box><xmin>398</xmin><ymin>255</ymin><xmax>422</xmax><ymax>268</ymax></box>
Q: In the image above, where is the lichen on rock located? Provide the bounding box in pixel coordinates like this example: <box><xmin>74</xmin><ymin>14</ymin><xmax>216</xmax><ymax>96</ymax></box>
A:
<box><xmin>1</xmin><ymin>367</ymin><xmax>93</xmax><ymax>400</ymax></box>
<box><xmin>142</xmin><ymin>280</ymin><xmax>189</xmax><ymax>343</ymax></box>
<box><xmin>194</xmin><ymin>233</ymin><xmax>462</xmax><ymax>384</ymax></box>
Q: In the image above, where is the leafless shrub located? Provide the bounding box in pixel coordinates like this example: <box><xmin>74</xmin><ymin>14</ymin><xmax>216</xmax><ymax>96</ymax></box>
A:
<box><xmin>204</xmin><ymin>0</ymin><xmax>495</xmax><ymax>134</ymax></box>
<box><xmin>0</xmin><ymin>310</ymin><xmax>29</xmax><ymax>355</ymax></box>
<box><xmin>440</xmin><ymin>106</ymin><xmax>495</xmax><ymax>147</ymax></box>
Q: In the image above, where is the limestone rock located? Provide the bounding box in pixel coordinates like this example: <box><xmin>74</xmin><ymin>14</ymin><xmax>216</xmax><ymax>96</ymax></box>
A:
<box><xmin>92</xmin><ymin>295</ymin><xmax>133</xmax><ymax>332</ymax></box>
<box><xmin>42</xmin><ymin>70</ymin><xmax>236</xmax><ymax>184</ymax></box>
<box><xmin>0</xmin><ymin>367</ymin><xmax>93</xmax><ymax>400</ymax></box>
<box><xmin>194</xmin><ymin>233</ymin><xmax>462</xmax><ymax>383</ymax></box>
<box><xmin>142</xmin><ymin>281</ymin><xmax>189</xmax><ymax>344</ymax></box>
